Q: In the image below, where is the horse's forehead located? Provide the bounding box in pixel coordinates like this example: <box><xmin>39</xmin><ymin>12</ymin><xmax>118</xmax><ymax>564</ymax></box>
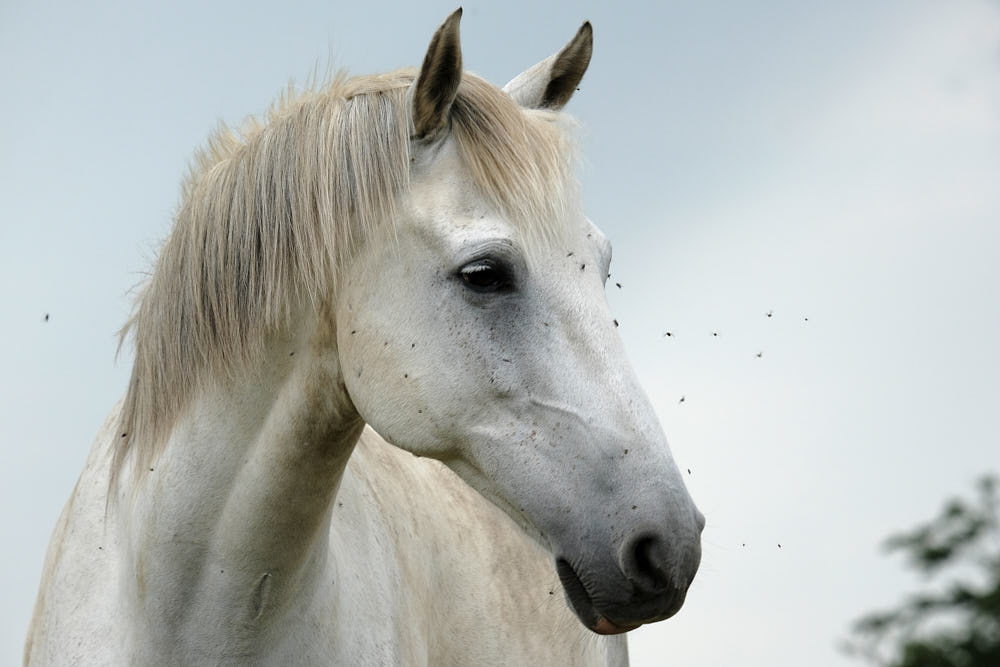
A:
<box><xmin>404</xmin><ymin>175</ymin><xmax>512</xmax><ymax>251</ymax></box>
<box><xmin>405</xmin><ymin>134</ymin><xmax>581</xmax><ymax>241</ymax></box>
<box><xmin>407</xmin><ymin>139</ymin><xmax>482</xmax><ymax>214</ymax></box>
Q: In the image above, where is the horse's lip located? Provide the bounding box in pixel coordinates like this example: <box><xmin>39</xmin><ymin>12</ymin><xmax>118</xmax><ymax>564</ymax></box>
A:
<box><xmin>591</xmin><ymin>616</ymin><xmax>642</xmax><ymax>635</ymax></box>
<box><xmin>555</xmin><ymin>558</ymin><xmax>642</xmax><ymax>635</ymax></box>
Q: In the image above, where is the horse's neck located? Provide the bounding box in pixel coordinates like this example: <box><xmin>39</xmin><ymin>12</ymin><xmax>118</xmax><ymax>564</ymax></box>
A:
<box><xmin>120</xmin><ymin>314</ymin><xmax>363</xmax><ymax>659</ymax></box>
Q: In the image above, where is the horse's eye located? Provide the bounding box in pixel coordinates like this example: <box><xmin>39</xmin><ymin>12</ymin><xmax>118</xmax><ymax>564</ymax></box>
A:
<box><xmin>459</xmin><ymin>259</ymin><xmax>513</xmax><ymax>293</ymax></box>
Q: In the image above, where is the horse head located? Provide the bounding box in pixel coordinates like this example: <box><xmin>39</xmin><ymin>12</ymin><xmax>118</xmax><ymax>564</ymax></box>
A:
<box><xmin>337</xmin><ymin>10</ymin><xmax>703</xmax><ymax>634</ymax></box>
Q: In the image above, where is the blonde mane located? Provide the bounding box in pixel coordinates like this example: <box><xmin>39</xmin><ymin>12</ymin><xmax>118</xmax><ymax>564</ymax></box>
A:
<box><xmin>113</xmin><ymin>69</ymin><xmax>577</xmax><ymax>483</ymax></box>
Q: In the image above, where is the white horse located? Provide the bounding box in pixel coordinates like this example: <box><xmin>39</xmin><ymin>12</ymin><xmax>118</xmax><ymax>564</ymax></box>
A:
<box><xmin>26</xmin><ymin>10</ymin><xmax>703</xmax><ymax>666</ymax></box>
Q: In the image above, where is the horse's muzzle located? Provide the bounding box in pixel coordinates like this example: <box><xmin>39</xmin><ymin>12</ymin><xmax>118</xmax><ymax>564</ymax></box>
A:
<box><xmin>555</xmin><ymin>512</ymin><xmax>704</xmax><ymax>634</ymax></box>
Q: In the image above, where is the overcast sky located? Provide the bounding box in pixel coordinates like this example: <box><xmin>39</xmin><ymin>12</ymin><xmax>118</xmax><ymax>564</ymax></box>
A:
<box><xmin>2</xmin><ymin>1</ymin><xmax>998</xmax><ymax>665</ymax></box>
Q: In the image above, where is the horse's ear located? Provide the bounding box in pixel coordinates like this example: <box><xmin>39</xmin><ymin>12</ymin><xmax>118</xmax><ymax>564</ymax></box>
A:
<box><xmin>412</xmin><ymin>8</ymin><xmax>464</xmax><ymax>141</ymax></box>
<box><xmin>503</xmin><ymin>22</ymin><xmax>592</xmax><ymax>110</ymax></box>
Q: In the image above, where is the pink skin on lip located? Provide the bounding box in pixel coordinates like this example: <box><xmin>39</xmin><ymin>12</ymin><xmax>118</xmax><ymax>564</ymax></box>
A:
<box><xmin>592</xmin><ymin>617</ymin><xmax>642</xmax><ymax>635</ymax></box>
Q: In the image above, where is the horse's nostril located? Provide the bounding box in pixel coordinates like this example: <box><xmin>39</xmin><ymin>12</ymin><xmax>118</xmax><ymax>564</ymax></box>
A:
<box><xmin>621</xmin><ymin>534</ymin><xmax>669</xmax><ymax>592</ymax></box>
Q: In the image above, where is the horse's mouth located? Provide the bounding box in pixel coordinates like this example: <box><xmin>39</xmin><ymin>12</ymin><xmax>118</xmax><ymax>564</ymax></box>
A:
<box><xmin>555</xmin><ymin>558</ymin><xmax>642</xmax><ymax>635</ymax></box>
<box><xmin>591</xmin><ymin>616</ymin><xmax>642</xmax><ymax>635</ymax></box>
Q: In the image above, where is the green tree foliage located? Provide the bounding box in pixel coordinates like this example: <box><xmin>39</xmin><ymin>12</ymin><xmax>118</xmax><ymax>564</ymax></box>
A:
<box><xmin>844</xmin><ymin>475</ymin><xmax>1000</xmax><ymax>666</ymax></box>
